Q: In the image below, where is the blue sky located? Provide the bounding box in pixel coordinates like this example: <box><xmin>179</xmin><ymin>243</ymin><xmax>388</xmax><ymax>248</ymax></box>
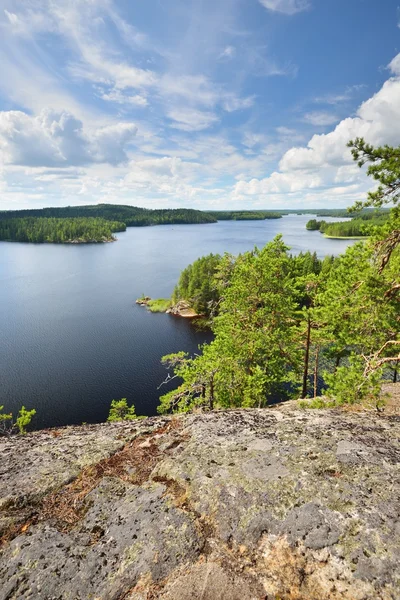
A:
<box><xmin>0</xmin><ymin>0</ymin><xmax>399</xmax><ymax>210</ymax></box>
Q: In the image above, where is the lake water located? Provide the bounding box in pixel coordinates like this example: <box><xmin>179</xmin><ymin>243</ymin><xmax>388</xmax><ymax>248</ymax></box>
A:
<box><xmin>0</xmin><ymin>215</ymin><xmax>357</xmax><ymax>429</ymax></box>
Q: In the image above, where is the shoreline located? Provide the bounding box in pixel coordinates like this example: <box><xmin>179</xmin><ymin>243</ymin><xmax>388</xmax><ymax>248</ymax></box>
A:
<box><xmin>322</xmin><ymin>234</ymin><xmax>369</xmax><ymax>240</ymax></box>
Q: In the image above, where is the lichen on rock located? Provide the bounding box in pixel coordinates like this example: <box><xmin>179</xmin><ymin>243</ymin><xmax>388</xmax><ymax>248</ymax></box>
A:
<box><xmin>0</xmin><ymin>406</ymin><xmax>399</xmax><ymax>599</ymax></box>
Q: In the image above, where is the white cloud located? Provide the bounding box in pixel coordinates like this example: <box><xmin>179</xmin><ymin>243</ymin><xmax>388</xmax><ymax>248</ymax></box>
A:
<box><xmin>258</xmin><ymin>0</ymin><xmax>310</xmax><ymax>16</ymax></box>
<box><xmin>100</xmin><ymin>89</ymin><xmax>148</xmax><ymax>107</ymax></box>
<box><xmin>222</xmin><ymin>95</ymin><xmax>255</xmax><ymax>112</ymax></box>
<box><xmin>280</xmin><ymin>62</ymin><xmax>400</xmax><ymax>173</ymax></box>
<box><xmin>167</xmin><ymin>108</ymin><xmax>219</xmax><ymax>132</ymax></box>
<box><xmin>303</xmin><ymin>111</ymin><xmax>339</xmax><ymax>126</ymax></box>
<box><xmin>159</xmin><ymin>74</ymin><xmax>219</xmax><ymax>107</ymax></box>
<box><xmin>313</xmin><ymin>85</ymin><xmax>366</xmax><ymax>105</ymax></box>
<box><xmin>218</xmin><ymin>45</ymin><xmax>236</xmax><ymax>60</ymax></box>
<box><xmin>0</xmin><ymin>109</ymin><xmax>137</xmax><ymax>167</ymax></box>
<box><xmin>68</xmin><ymin>60</ymin><xmax>156</xmax><ymax>91</ymax></box>
<box><xmin>231</xmin><ymin>53</ymin><xmax>400</xmax><ymax>206</ymax></box>
<box><xmin>388</xmin><ymin>53</ymin><xmax>400</xmax><ymax>76</ymax></box>
<box><xmin>4</xmin><ymin>10</ymin><xmax>18</xmax><ymax>26</ymax></box>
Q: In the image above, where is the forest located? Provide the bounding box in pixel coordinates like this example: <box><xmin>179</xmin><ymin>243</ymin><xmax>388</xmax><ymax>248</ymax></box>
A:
<box><xmin>158</xmin><ymin>139</ymin><xmax>400</xmax><ymax>414</ymax></box>
<box><xmin>208</xmin><ymin>211</ymin><xmax>282</xmax><ymax>220</ymax></box>
<box><xmin>0</xmin><ymin>217</ymin><xmax>126</xmax><ymax>243</ymax></box>
<box><xmin>0</xmin><ymin>204</ymin><xmax>384</xmax><ymax>245</ymax></box>
<box><xmin>306</xmin><ymin>212</ymin><xmax>389</xmax><ymax>237</ymax></box>
<box><xmin>0</xmin><ymin>206</ymin><xmax>286</xmax><ymax>243</ymax></box>
<box><xmin>0</xmin><ymin>205</ymin><xmax>217</xmax><ymax>227</ymax></box>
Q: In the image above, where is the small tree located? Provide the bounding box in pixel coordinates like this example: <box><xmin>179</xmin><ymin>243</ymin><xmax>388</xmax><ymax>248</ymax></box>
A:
<box><xmin>107</xmin><ymin>398</ymin><xmax>137</xmax><ymax>422</ymax></box>
<box><xmin>0</xmin><ymin>405</ymin><xmax>36</xmax><ymax>435</ymax></box>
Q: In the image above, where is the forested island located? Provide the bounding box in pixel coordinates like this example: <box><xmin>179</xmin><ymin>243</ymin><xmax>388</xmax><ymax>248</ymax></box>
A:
<box><xmin>0</xmin><ymin>203</ymin><xmax>382</xmax><ymax>244</ymax></box>
<box><xmin>0</xmin><ymin>205</ymin><xmax>285</xmax><ymax>243</ymax></box>
<box><xmin>0</xmin><ymin>217</ymin><xmax>126</xmax><ymax>244</ymax></box>
<box><xmin>208</xmin><ymin>210</ymin><xmax>282</xmax><ymax>220</ymax></box>
<box><xmin>306</xmin><ymin>211</ymin><xmax>390</xmax><ymax>238</ymax></box>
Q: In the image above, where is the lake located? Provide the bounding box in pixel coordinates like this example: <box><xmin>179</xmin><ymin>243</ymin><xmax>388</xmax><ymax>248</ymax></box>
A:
<box><xmin>0</xmin><ymin>214</ymin><xmax>357</xmax><ymax>429</ymax></box>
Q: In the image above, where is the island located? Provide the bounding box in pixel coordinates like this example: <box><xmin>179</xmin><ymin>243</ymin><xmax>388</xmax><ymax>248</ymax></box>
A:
<box><xmin>0</xmin><ymin>216</ymin><xmax>126</xmax><ymax>244</ymax></box>
<box><xmin>0</xmin><ymin>204</ymin><xmax>285</xmax><ymax>244</ymax></box>
<box><xmin>306</xmin><ymin>210</ymin><xmax>389</xmax><ymax>238</ymax></box>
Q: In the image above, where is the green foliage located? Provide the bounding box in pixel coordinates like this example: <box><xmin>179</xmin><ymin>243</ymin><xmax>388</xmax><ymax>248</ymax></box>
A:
<box><xmin>321</xmin><ymin>215</ymin><xmax>388</xmax><ymax>238</ymax></box>
<box><xmin>0</xmin><ymin>204</ymin><xmax>217</xmax><ymax>228</ymax></box>
<box><xmin>160</xmin><ymin>237</ymin><xmax>303</xmax><ymax>413</ymax></box>
<box><xmin>0</xmin><ymin>406</ymin><xmax>13</xmax><ymax>433</ymax></box>
<box><xmin>348</xmin><ymin>138</ymin><xmax>400</xmax><ymax>209</ymax></box>
<box><xmin>324</xmin><ymin>355</ymin><xmax>384</xmax><ymax>409</ymax></box>
<box><xmin>173</xmin><ymin>253</ymin><xmax>222</xmax><ymax>315</ymax></box>
<box><xmin>16</xmin><ymin>406</ymin><xmax>37</xmax><ymax>434</ymax></box>
<box><xmin>0</xmin><ymin>217</ymin><xmax>125</xmax><ymax>243</ymax></box>
<box><xmin>208</xmin><ymin>211</ymin><xmax>282</xmax><ymax>220</ymax></box>
<box><xmin>306</xmin><ymin>219</ymin><xmax>323</xmax><ymax>231</ymax></box>
<box><xmin>0</xmin><ymin>405</ymin><xmax>36</xmax><ymax>435</ymax></box>
<box><xmin>146</xmin><ymin>298</ymin><xmax>172</xmax><ymax>313</ymax></box>
<box><xmin>307</xmin><ymin>213</ymin><xmax>389</xmax><ymax>238</ymax></box>
<box><xmin>107</xmin><ymin>398</ymin><xmax>137</xmax><ymax>422</ymax></box>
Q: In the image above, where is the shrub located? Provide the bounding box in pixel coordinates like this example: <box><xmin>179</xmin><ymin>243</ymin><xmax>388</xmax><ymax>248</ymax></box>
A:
<box><xmin>0</xmin><ymin>405</ymin><xmax>36</xmax><ymax>435</ymax></box>
<box><xmin>107</xmin><ymin>398</ymin><xmax>137</xmax><ymax>422</ymax></box>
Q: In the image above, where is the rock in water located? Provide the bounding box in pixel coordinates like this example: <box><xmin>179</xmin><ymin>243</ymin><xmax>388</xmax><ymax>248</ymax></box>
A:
<box><xmin>0</xmin><ymin>407</ymin><xmax>399</xmax><ymax>599</ymax></box>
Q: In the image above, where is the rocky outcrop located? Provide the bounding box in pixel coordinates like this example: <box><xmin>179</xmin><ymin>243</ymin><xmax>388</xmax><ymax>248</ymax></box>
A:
<box><xmin>136</xmin><ymin>296</ymin><xmax>152</xmax><ymax>306</ymax></box>
<box><xmin>166</xmin><ymin>300</ymin><xmax>199</xmax><ymax>318</ymax></box>
<box><xmin>0</xmin><ymin>405</ymin><xmax>399</xmax><ymax>599</ymax></box>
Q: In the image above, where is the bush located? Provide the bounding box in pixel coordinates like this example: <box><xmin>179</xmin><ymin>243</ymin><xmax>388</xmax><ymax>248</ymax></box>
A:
<box><xmin>0</xmin><ymin>405</ymin><xmax>36</xmax><ymax>435</ymax></box>
<box><xmin>107</xmin><ymin>398</ymin><xmax>137</xmax><ymax>422</ymax></box>
<box><xmin>324</xmin><ymin>355</ymin><xmax>384</xmax><ymax>409</ymax></box>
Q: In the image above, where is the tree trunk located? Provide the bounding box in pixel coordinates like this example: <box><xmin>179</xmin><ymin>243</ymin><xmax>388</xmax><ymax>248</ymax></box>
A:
<box><xmin>314</xmin><ymin>345</ymin><xmax>320</xmax><ymax>398</ymax></box>
<box><xmin>394</xmin><ymin>368</ymin><xmax>398</xmax><ymax>383</ymax></box>
<box><xmin>209</xmin><ymin>376</ymin><xmax>214</xmax><ymax>410</ymax></box>
<box><xmin>301</xmin><ymin>315</ymin><xmax>311</xmax><ymax>399</ymax></box>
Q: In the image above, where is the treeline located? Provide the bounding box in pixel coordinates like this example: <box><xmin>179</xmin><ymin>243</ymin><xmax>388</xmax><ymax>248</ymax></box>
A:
<box><xmin>0</xmin><ymin>204</ymin><xmax>217</xmax><ymax>227</ymax></box>
<box><xmin>0</xmin><ymin>217</ymin><xmax>125</xmax><ymax>243</ymax></box>
<box><xmin>172</xmin><ymin>250</ymin><xmax>336</xmax><ymax>317</ymax></box>
<box><xmin>306</xmin><ymin>213</ymin><xmax>389</xmax><ymax>237</ymax></box>
<box><xmin>208</xmin><ymin>211</ymin><xmax>282</xmax><ymax>220</ymax></box>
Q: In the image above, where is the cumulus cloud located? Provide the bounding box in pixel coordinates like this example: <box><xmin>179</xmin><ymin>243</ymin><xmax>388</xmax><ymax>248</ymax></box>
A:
<box><xmin>0</xmin><ymin>109</ymin><xmax>137</xmax><ymax>167</ymax></box>
<box><xmin>258</xmin><ymin>0</ymin><xmax>310</xmax><ymax>16</ymax></box>
<box><xmin>232</xmin><ymin>53</ymin><xmax>400</xmax><ymax>204</ymax></box>
<box><xmin>388</xmin><ymin>54</ymin><xmax>400</xmax><ymax>76</ymax></box>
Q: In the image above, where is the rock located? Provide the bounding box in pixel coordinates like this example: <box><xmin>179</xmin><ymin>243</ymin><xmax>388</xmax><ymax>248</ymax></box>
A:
<box><xmin>0</xmin><ymin>407</ymin><xmax>399</xmax><ymax>599</ymax></box>
<box><xmin>136</xmin><ymin>296</ymin><xmax>151</xmax><ymax>305</ymax></box>
<box><xmin>166</xmin><ymin>300</ymin><xmax>198</xmax><ymax>318</ymax></box>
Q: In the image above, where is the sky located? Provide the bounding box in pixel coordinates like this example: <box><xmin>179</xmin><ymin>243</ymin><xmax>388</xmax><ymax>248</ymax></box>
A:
<box><xmin>0</xmin><ymin>0</ymin><xmax>399</xmax><ymax>211</ymax></box>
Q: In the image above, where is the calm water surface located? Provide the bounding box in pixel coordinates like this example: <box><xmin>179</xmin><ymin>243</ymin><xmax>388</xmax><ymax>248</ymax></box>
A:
<box><xmin>0</xmin><ymin>215</ymin><xmax>356</xmax><ymax>429</ymax></box>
